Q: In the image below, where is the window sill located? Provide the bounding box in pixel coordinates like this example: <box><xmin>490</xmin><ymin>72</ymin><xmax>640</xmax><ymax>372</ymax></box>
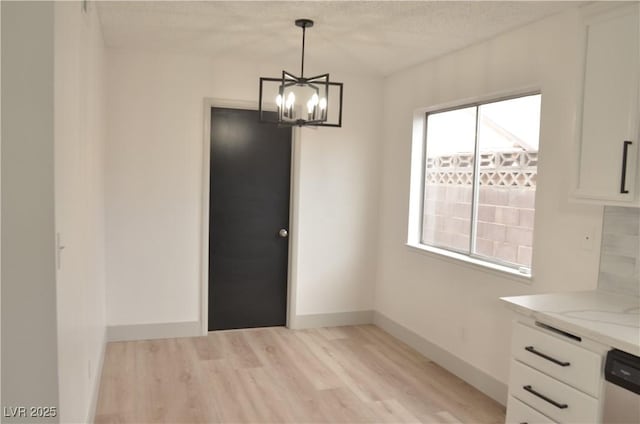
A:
<box><xmin>405</xmin><ymin>242</ymin><xmax>533</xmax><ymax>284</ymax></box>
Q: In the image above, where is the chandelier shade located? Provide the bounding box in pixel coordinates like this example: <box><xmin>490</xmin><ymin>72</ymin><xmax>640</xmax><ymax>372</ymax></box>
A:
<box><xmin>259</xmin><ymin>19</ymin><xmax>343</xmax><ymax>127</ymax></box>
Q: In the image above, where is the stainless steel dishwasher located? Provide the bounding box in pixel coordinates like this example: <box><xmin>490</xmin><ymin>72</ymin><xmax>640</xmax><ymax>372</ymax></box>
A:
<box><xmin>603</xmin><ymin>349</ymin><xmax>640</xmax><ymax>423</ymax></box>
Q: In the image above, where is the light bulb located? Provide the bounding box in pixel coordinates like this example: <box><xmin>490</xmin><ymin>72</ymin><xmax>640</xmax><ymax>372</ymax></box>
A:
<box><xmin>287</xmin><ymin>92</ymin><xmax>295</xmax><ymax>107</ymax></box>
<box><xmin>318</xmin><ymin>97</ymin><xmax>328</xmax><ymax>121</ymax></box>
<box><xmin>275</xmin><ymin>94</ymin><xmax>282</xmax><ymax>107</ymax></box>
<box><xmin>307</xmin><ymin>99</ymin><xmax>315</xmax><ymax>114</ymax></box>
<box><xmin>311</xmin><ymin>93</ymin><xmax>319</xmax><ymax>106</ymax></box>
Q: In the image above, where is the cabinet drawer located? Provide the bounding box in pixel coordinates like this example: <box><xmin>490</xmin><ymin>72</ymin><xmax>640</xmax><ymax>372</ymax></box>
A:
<box><xmin>506</xmin><ymin>396</ymin><xmax>557</xmax><ymax>424</ymax></box>
<box><xmin>509</xmin><ymin>360</ymin><xmax>599</xmax><ymax>424</ymax></box>
<box><xmin>512</xmin><ymin>322</ymin><xmax>602</xmax><ymax>397</ymax></box>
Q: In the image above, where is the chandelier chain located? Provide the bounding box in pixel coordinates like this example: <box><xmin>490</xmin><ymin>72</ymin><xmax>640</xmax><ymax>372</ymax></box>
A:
<box><xmin>301</xmin><ymin>26</ymin><xmax>306</xmax><ymax>78</ymax></box>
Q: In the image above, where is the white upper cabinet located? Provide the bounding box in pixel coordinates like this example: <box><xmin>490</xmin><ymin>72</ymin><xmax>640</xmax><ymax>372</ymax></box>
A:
<box><xmin>573</xmin><ymin>4</ymin><xmax>640</xmax><ymax>206</ymax></box>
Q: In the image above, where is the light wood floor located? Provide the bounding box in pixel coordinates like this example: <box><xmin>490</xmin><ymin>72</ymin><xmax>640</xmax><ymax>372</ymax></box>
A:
<box><xmin>95</xmin><ymin>325</ymin><xmax>505</xmax><ymax>423</ymax></box>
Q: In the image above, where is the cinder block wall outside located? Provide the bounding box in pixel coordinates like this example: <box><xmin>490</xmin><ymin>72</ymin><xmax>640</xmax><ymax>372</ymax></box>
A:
<box><xmin>422</xmin><ymin>151</ymin><xmax>537</xmax><ymax>268</ymax></box>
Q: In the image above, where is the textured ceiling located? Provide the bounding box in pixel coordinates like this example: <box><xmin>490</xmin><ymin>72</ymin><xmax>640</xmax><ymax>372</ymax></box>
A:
<box><xmin>97</xmin><ymin>1</ymin><xmax>582</xmax><ymax>76</ymax></box>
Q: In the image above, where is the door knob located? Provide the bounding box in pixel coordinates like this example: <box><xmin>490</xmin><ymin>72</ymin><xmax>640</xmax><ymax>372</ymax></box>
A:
<box><xmin>278</xmin><ymin>229</ymin><xmax>288</xmax><ymax>238</ymax></box>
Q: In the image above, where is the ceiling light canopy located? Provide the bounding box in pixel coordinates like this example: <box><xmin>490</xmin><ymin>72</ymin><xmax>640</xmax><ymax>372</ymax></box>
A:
<box><xmin>259</xmin><ymin>19</ymin><xmax>343</xmax><ymax>127</ymax></box>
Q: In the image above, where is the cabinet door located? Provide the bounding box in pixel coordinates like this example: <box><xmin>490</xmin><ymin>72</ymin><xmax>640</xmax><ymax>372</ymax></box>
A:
<box><xmin>575</xmin><ymin>5</ymin><xmax>639</xmax><ymax>204</ymax></box>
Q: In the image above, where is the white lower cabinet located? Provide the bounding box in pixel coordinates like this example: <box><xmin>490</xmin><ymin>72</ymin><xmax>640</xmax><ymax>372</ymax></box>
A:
<box><xmin>506</xmin><ymin>396</ymin><xmax>556</xmax><ymax>424</ymax></box>
<box><xmin>510</xmin><ymin>360</ymin><xmax>599</xmax><ymax>423</ymax></box>
<box><xmin>505</xmin><ymin>321</ymin><xmax>605</xmax><ymax>423</ymax></box>
<box><xmin>511</xmin><ymin>322</ymin><xmax>602</xmax><ymax>397</ymax></box>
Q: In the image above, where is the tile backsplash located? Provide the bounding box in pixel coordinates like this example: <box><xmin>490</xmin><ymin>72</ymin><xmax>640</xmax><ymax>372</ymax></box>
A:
<box><xmin>598</xmin><ymin>206</ymin><xmax>640</xmax><ymax>296</ymax></box>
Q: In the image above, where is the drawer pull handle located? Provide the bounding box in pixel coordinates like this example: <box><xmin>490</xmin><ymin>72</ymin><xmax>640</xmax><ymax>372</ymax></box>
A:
<box><xmin>522</xmin><ymin>385</ymin><xmax>568</xmax><ymax>409</ymax></box>
<box><xmin>620</xmin><ymin>141</ymin><xmax>632</xmax><ymax>194</ymax></box>
<box><xmin>535</xmin><ymin>321</ymin><xmax>581</xmax><ymax>342</ymax></box>
<box><xmin>525</xmin><ymin>346</ymin><xmax>570</xmax><ymax>367</ymax></box>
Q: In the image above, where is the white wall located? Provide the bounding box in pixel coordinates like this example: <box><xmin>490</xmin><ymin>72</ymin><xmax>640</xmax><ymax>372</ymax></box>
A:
<box><xmin>105</xmin><ymin>50</ymin><xmax>382</xmax><ymax>328</ymax></box>
<box><xmin>54</xmin><ymin>2</ymin><xmax>107</xmax><ymax>422</ymax></box>
<box><xmin>375</xmin><ymin>8</ymin><xmax>604</xmax><ymax>393</ymax></box>
<box><xmin>1</xmin><ymin>2</ymin><xmax>59</xmax><ymax>420</ymax></box>
<box><xmin>294</xmin><ymin>77</ymin><xmax>381</xmax><ymax>316</ymax></box>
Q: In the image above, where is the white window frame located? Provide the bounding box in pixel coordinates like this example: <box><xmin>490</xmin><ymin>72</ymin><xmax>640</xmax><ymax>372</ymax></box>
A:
<box><xmin>407</xmin><ymin>90</ymin><xmax>540</xmax><ymax>281</ymax></box>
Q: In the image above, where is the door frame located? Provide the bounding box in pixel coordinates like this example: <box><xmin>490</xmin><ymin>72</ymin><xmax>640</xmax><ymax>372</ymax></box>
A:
<box><xmin>199</xmin><ymin>98</ymin><xmax>301</xmax><ymax>335</ymax></box>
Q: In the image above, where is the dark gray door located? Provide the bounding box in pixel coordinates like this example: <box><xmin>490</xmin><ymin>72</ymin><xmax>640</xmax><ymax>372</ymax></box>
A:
<box><xmin>208</xmin><ymin>107</ymin><xmax>291</xmax><ymax>331</ymax></box>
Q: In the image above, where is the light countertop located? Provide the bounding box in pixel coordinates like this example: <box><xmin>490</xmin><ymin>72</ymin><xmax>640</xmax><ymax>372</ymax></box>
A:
<box><xmin>500</xmin><ymin>290</ymin><xmax>640</xmax><ymax>356</ymax></box>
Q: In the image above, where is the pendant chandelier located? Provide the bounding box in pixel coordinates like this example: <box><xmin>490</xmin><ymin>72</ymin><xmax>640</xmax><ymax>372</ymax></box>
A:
<box><xmin>259</xmin><ymin>19</ymin><xmax>343</xmax><ymax>127</ymax></box>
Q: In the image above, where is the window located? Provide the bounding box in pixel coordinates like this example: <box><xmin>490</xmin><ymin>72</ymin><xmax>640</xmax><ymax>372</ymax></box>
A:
<box><xmin>410</xmin><ymin>93</ymin><xmax>541</xmax><ymax>276</ymax></box>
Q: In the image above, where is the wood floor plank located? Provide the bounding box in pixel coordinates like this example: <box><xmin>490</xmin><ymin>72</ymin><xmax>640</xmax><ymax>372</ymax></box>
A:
<box><xmin>316</xmin><ymin>326</ymin><xmax>350</xmax><ymax>341</ymax></box>
<box><xmin>221</xmin><ymin>331</ymin><xmax>263</xmax><ymax>369</ymax></box>
<box><xmin>294</xmin><ymin>329</ymin><xmax>383</xmax><ymax>403</ymax></box>
<box><xmin>363</xmin><ymin>341</ymin><xmax>498</xmax><ymax>423</ymax></box>
<box><xmin>244</xmin><ymin>329</ymin><xmax>319</xmax><ymax>398</ymax></box>
<box><xmin>239</xmin><ymin>366</ymin><xmax>299</xmax><ymax>423</ymax></box>
<box><xmin>94</xmin><ymin>325</ymin><xmax>505</xmax><ymax>423</ymax></box>
<box><xmin>367</xmin><ymin>399</ymin><xmax>423</xmax><ymax>423</ymax></box>
<box><xmin>350</xmin><ymin>325</ymin><xmax>433</xmax><ymax>369</ymax></box>
<box><xmin>271</xmin><ymin>327</ymin><xmax>343</xmax><ymax>391</ymax></box>
<box><xmin>95</xmin><ymin>342</ymin><xmax>137</xmax><ymax>419</ymax></box>
<box><xmin>206</xmin><ymin>358</ymin><xmax>256</xmax><ymax>423</ymax></box>
<box><xmin>191</xmin><ymin>333</ymin><xmax>224</xmax><ymax>361</ymax></box>
<box><xmin>436</xmin><ymin>411</ymin><xmax>465</xmax><ymax>424</ymax></box>
<box><xmin>314</xmin><ymin>387</ymin><xmax>378</xmax><ymax>423</ymax></box>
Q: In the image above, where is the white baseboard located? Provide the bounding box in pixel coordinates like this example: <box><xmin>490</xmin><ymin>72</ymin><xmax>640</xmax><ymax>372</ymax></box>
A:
<box><xmin>106</xmin><ymin>320</ymin><xmax>201</xmax><ymax>342</ymax></box>
<box><xmin>292</xmin><ymin>310</ymin><xmax>374</xmax><ymax>329</ymax></box>
<box><xmin>87</xmin><ymin>327</ymin><xmax>107</xmax><ymax>423</ymax></box>
<box><xmin>373</xmin><ymin>311</ymin><xmax>508</xmax><ymax>406</ymax></box>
